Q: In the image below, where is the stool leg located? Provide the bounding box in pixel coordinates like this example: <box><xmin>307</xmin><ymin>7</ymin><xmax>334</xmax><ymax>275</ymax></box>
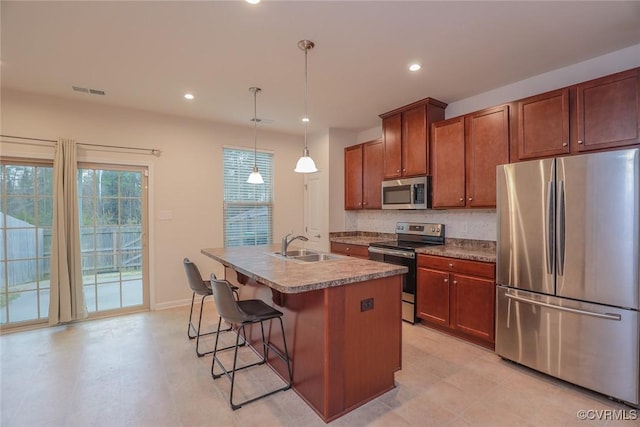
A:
<box><xmin>195</xmin><ymin>294</ymin><xmax>209</xmax><ymax>357</ymax></box>
<box><xmin>211</xmin><ymin>316</ymin><xmax>224</xmax><ymax>378</ymax></box>
<box><xmin>187</xmin><ymin>292</ymin><xmax>197</xmax><ymax>339</ymax></box>
<box><xmin>278</xmin><ymin>316</ymin><xmax>293</xmax><ymax>386</ymax></box>
<box><xmin>259</xmin><ymin>320</ymin><xmax>269</xmax><ymax>362</ymax></box>
<box><xmin>229</xmin><ymin>325</ymin><xmax>244</xmax><ymax>410</ymax></box>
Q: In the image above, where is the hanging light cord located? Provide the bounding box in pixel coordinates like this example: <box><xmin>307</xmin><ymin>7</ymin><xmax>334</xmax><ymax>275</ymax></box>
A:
<box><xmin>253</xmin><ymin>88</ymin><xmax>258</xmax><ymax>168</ymax></box>
<box><xmin>303</xmin><ymin>43</ymin><xmax>309</xmax><ymax>149</ymax></box>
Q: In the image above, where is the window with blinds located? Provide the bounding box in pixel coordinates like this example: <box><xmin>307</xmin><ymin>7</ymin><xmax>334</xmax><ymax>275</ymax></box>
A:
<box><xmin>223</xmin><ymin>148</ymin><xmax>273</xmax><ymax>247</ymax></box>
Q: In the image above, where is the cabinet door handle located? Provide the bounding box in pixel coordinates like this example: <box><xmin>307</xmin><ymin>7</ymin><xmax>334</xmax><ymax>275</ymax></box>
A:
<box><xmin>562</xmin><ymin>142</ymin><xmax>568</xmax><ymax>147</ymax></box>
<box><xmin>448</xmin><ymin>263</ymin><xmax>454</xmax><ymax>268</ymax></box>
<box><xmin>468</xmin><ymin>197</ymin><xmax>473</xmax><ymax>201</ymax></box>
<box><xmin>396</xmin><ymin>169</ymin><xmax>401</xmax><ymax>173</ymax></box>
<box><xmin>363</xmin><ymin>202</ymin><xmax>367</xmax><ymax>206</ymax></box>
<box><xmin>345</xmin><ymin>247</ymin><xmax>350</xmax><ymax>251</ymax></box>
<box><xmin>459</xmin><ymin>197</ymin><xmax>464</xmax><ymax>202</ymax></box>
<box><xmin>453</xmin><ymin>280</ymin><xmax>458</xmax><ymax>285</ymax></box>
<box><xmin>443</xmin><ymin>278</ymin><xmax>448</xmax><ymax>283</ymax></box>
<box><xmin>578</xmin><ymin>140</ymin><xmax>584</xmax><ymax>145</ymax></box>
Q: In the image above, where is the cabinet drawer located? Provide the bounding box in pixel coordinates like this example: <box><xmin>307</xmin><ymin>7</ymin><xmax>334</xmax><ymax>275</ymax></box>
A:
<box><xmin>330</xmin><ymin>242</ymin><xmax>369</xmax><ymax>258</ymax></box>
<box><xmin>418</xmin><ymin>254</ymin><xmax>495</xmax><ymax>279</ymax></box>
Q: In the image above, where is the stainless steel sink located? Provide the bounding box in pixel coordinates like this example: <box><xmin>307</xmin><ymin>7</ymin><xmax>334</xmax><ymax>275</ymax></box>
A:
<box><xmin>269</xmin><ymin>250</ymin><xmax>341</xmax><ymax>262</ymax></box>
<box><xmin>293</xmin><ymin>253</ymin><xmax>340</xmax><ymax>262</ymax></box>
<box><xmin>279</xmin><ymin>249</ymin><xmax>318</xmax><ymax>257</ymax></box>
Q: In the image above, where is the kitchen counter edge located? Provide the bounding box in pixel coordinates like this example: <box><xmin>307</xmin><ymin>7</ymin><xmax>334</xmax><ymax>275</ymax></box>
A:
<box><xmin>329</xmin><ymin>234</ymin><xmax>496</xmax><ymax>263</ymax></box>
<box><xmin>201</xmin><ymin>245</ymin><xmax>408</xmax><ymax>294</ymax></box>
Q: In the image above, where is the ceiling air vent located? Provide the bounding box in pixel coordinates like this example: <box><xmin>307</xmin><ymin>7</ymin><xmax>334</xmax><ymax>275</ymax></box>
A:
<box><xmin>72</xmin><ymin>86</ymin><xmax>105</xmax><ymax>96</ymax></box>
<box><xmin>251</xmin><ymin>117</ymin><xmax>274</xmax><ymax>124</ymax></box>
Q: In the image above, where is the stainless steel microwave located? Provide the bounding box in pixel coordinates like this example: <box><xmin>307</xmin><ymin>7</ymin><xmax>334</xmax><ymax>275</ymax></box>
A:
<box><xmin>381</xmin><ymin>176</ymin><xmax>431</xmax><ymax>209</ymax></box>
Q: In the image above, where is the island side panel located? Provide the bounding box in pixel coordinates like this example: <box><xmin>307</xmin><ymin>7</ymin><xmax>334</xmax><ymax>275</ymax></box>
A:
<box><xmin>342</xmin><ymin>275</ymin><xmax>402</xmax><ymax>411</ymax></box>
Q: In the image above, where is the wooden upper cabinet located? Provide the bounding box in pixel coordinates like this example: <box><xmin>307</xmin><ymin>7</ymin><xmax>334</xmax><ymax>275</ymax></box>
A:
<box><xmin>382</xmin><ymin>114</ymin><xmax>402</xmax><ymax>178</ymax></box>
<box><xmin>362</xmin><ymin>139</ymin><xmax>384</xmax><ymax>209</ymax></box>
<box><xmin>432</xmin><ymin>117</ymin><xmax>465</xmax><ymax>208</ymax></box>
<box><xmin>344</xmin><ymin>139</ymin><xmax>383</xmax><ymax>210</ymax></box>
<box><xmin>380</xmin><ymin>98</ymin><xmax>447</xmax><ymax>179</ymax></box>
<box><xmin>466</xmin><ymin>105</ymin><xmax>510</xmax><ymax>208</ymax></box>
<box><xmin>344</xmin><ymin>145</ymin><xmax>363</xmax><ymax>210</ymax></box>
<box><xmin>512</xmin><ymin>68</ymin><xmax>639</xmax><ymax>160</ymax></box>
<box><xmin>431</xmin><ymin>105</ymin><xmax>509</xmax><ymax>209</ymax></box>
<box><xmin>576</xmin><ymin>68</ymin><xmax>640</xmax><ymax>152</ymax></box>
<box><xmin>517</xmin><ymin>88</ymin><xmax>570</xmax><ymax>160</ymax></box>
<box><xmin>402</xmin><ymin>105</ymin><xmax>428</xmax><ymax>176</ymax></box>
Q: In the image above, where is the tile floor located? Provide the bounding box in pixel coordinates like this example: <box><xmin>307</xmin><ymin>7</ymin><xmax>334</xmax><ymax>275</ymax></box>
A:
<box><xmin>1</xmin><ymin>304</ymin><xmax>636</xmax><ymax>427</ymax></box>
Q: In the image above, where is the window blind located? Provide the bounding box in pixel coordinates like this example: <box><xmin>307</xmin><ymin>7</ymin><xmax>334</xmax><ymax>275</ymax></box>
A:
<box><xmin>223</xmin><ymin>148</ymin><xmax>273</xmax><ymax>247</ymax></box>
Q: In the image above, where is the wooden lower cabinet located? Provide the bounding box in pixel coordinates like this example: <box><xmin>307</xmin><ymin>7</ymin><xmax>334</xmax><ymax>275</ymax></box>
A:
<box><xmin>416</xmin><ymin>254</ymin><xmax>496</xmax><ymax>349</ymax></box>
<box><xmin>330</xmin><ymin>242</ymin><xmax>370</xmax><ymax>259</ymax></box>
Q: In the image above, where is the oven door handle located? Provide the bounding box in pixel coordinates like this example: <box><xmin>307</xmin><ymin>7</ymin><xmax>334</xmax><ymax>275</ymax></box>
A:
<box><xmin>368</xmin><ymin>246</ymin><xmax>415</xmax><ymax>259</ymax></box>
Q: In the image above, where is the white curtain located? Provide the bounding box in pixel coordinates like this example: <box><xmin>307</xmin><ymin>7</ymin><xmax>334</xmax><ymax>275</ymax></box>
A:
<box><xmin>49</xmin><ymin>138</ymin><xmax>87</xmax><ymax>325</ymax></box>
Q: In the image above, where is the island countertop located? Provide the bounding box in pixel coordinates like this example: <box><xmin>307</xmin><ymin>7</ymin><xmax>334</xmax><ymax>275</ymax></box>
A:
<box><xmin>201</xmin><ymin>244</ymin><xmax>407</xmax><ymax>294</ymax></box>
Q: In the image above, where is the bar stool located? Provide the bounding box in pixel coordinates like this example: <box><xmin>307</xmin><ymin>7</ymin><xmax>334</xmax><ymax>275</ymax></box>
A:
<box><xmin>209</xmin><ymin>275</ymin><xmax>293</xmax><ymax>410</ymax></box>
<box><xmin>183</xmin><ymin>258</ymin><xmax>240</xmax><ymax>357</ymax></box>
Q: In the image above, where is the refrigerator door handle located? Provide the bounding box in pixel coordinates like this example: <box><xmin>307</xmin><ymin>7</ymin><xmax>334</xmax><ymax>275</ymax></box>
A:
<box><xmin>505</xmin><ymin>293</ymin><xmax>622</xmax><ymax>321</ymax></box>
<box><xmin>557</xmin><ymin>180</ymin><xmax>566</xmax><ymax>276</ymax></box>
<box><xmin>546</xmin><ymin>181</ymin><xmax>555</xmax><ymax>275</ymax></box>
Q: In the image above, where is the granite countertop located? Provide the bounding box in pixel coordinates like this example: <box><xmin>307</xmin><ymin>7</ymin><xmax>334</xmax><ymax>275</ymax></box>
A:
<box><xmin>201</xmin><ymin>244</ymin><xmax>407</xmax><ymax>294</ymax></box>
<box><xmin>415</xmin><ymin>239</ymin><xmax>496</xmax><ymax>263</ymax></box>
<box><xmin>329</xmin><ymin>231</ymin><xmax>396</xmax><ymax>246</ymax></box>
<box><xmin>329</xmin><ymin>232</ymin><xmax>496</xmax><ymax>263</ymax></box>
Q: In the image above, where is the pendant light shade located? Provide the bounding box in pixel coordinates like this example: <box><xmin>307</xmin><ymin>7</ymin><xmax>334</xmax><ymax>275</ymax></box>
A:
<box><xmin>294</xmin><ymin>147</ymin><xmax>317</xmax><ymax>173</ymax></box>
<box><xmin>295</xmin><ymin>39</ymin><xmax>318</xmax><ymax>173</ymax></box>
<box><xmin>247</xmin><ymin>87</ymin><xmax>264</xmax><ymax>184</ymax></box>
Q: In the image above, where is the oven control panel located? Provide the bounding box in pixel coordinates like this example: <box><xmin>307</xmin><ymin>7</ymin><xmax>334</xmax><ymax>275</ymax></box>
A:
<box><xmin>395</xmin><ymin>222</ymin><xmax>444</xmax><ymax>237</ymax></box>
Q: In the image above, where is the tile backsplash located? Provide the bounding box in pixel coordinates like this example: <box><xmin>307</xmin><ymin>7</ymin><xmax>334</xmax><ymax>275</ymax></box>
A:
<box><xmin>345</xmin><ymin>209</ymin><xmax>497</xmax><ymax>241</ymax></box>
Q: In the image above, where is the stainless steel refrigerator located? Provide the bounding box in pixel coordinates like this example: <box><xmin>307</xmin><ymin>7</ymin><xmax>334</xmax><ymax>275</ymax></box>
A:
<box><xmin>496</xmin><ymin>148</ymin><xmax>640</xmax><ymax>406</ymax></box>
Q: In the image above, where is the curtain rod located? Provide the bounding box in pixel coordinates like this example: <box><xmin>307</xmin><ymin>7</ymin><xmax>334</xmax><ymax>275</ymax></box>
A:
<box><xmin>0</xmin><ymin>134</ymin><xmax>161</xmax><ymax>156</ymax></box>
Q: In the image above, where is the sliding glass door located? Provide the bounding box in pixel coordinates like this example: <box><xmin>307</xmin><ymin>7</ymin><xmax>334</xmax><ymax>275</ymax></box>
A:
<box><xmin>78</xmin><ymin>165</ymin><xmax>148</xmax><ymax>314</ymax></box>
<box><xmin>1</xmin><ymin>160</ymin><xmax>149</xmax><ymax>328</ymax></box>
<box><xmin>0</xmin><ymin>161</ymin><xmax>53</xmax><ymax>326</ymax></box>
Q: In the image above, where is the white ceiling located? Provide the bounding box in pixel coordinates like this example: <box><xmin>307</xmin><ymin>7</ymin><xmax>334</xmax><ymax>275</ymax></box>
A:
<box><xmin>2</xmin><ymin>1</ymin><xmax>640</xmax><ymax>136</ymax></box>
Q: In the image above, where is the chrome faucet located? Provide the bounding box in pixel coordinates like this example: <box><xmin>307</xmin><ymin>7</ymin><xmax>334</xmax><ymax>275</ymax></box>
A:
<box><xmin>281</xmin><ymin>232</ymin><xmax>309</xmax><ymax>256</ymax></box>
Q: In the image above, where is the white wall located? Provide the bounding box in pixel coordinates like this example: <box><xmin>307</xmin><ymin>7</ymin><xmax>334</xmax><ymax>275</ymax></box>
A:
<box><xmin>328</xmin><ymin>128</ymin><xmax>357</xmax><ymax>233</ymax></box>
<box><xmin>304</xmin><ymin>128</ymin><xmax>357</xmax><ymax>249</ymax></box>
<box><xmin>1</xmin><ymin>89</ymin><xmax>305</xmax><ymax>308</ymax></box>
<box><xmin>351</xmin><ymin>44</ymin><xmax>640</xmax><ymax>242</ymax></box>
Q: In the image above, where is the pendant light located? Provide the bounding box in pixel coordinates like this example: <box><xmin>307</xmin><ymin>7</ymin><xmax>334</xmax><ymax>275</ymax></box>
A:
<box><xmin>294</xmin><ymin>39</ymin><xmax>318</xmax><ymax>173</ymax></box>
<box><xmin>247</xmin><ymin>86</ymin><xmax>264</xmax><ymax>184</ymax></box>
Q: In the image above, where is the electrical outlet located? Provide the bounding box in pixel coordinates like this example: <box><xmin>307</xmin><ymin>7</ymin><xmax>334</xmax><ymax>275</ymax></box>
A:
<box><xmin>361</xmin><ymin>298</ymin><xmax>374</xmax><ymax>312</ymax></box>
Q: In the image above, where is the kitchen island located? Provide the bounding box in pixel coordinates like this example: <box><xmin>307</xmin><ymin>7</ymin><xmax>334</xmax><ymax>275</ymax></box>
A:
<box><xmin>201</xmin><ymin>244</ymin><xmax>407</xmax><ymax>423</ymax></box>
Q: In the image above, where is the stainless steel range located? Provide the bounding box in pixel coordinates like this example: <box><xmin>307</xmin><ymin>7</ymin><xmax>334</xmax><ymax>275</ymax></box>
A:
<box><xmin>369</xmin><ymin>222</ymin><xmax>445</xmax><ymax>323</ymax></box>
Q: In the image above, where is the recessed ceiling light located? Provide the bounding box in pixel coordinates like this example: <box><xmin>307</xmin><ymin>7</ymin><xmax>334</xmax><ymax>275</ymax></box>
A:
<box><xmin>246</xmin><ymin>0</ymin><xmax>261</xmax><ymax>4</ymax></box>
<box><xmin>409</xmin><ymin>63</ymin><xmax>421</xmax><ymax>72</ymax></box>
<box><xmin>184</xmin><ymin>93</ymin><xmax>194</xmax><ymax>100</ymax></box>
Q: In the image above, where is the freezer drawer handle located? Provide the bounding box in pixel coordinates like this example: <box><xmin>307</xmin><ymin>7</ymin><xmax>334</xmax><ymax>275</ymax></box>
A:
<box><xmin>505</xmin><ymin>293</ymin><xmax>622</xmax><ymax>321</ymax></box>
